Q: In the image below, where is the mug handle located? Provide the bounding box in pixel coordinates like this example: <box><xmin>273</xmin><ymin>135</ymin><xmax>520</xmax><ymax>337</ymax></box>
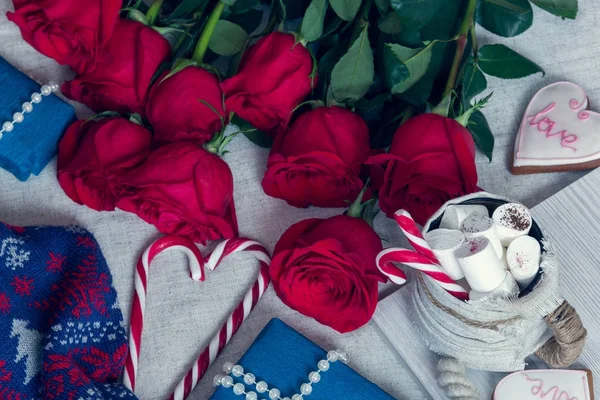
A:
<box><xmin>535</xmin><ymin>300</ymin><xmax>587</xmax><ymax>368</ymax></box>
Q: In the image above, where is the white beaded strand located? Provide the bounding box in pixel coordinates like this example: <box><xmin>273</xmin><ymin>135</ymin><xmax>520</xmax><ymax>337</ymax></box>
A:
<box><xmin>214</xmin><ymin>350</ymin><xmax>348</xmax><ymax>400</ymax></box>
<box><xmin>0</xmin><ymin>81</ymin><xmax>59</xmax><ymax>139</ymax></box>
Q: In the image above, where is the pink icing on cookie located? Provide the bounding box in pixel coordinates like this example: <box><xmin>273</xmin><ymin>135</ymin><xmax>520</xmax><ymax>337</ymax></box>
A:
<box><xmin>494</xmin><ymin>370</ymin><xmax>591</xmax><ymax>400</ymax></box>
<box><xmin>526</xmin><ymin>103</ymin><xmax>578</xmax><ymax>152</ymax></box>
<box><xmin>513</xmin><ymin>81</ymin><xmax>600</xmax><ymax>169</ymax></box>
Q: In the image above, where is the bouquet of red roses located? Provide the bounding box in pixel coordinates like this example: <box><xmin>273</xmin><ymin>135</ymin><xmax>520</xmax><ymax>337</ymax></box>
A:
<box><xmin>8</xmin><ymin>0</ymin><xmax>577</xmax><ymax>333</ymax></box>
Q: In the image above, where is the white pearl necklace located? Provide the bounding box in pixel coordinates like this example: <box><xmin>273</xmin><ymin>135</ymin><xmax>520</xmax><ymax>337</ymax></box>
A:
<box><xmin>213</xmin><ymin>349</ymin><xmax>348</xmax><ymax>400</ymax></box>
<box><xmin>0</xmin><ymin>81</ymin><xmax>60</xmax><ymax>140</ymax></box>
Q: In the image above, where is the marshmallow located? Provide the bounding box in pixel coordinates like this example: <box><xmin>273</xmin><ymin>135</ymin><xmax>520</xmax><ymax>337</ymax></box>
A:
<box><xmin>492</xmin><ymin>203</ymin><xmax>532</xmax><ymax>247</ymax></box>
<box><xmin>424</xmin><ymin>229</ymin><xmax>466</xmax><ymax>280</ymax></box>
<box><xmin>469</xmin><ymin>272</ymin><xmax>519</xmax><ymax>301</ymax></box>
<box><xmin>439</xmin><ymin>205</ymin><xmax>489</xmax><ymax>230</ymax></box>
<box><xmin>455</xmin><ymin>237</ymin><xmax>507</xmax><ymax>292</ymax></box>
<box><xmin>506</xmin><ymin>235</ymin><xmax>541</xmax><ymax>289</ymax></box>
<box><xmin>500</xmin><ymin>247</ymin><xmax>508</xmax><ymax>269</ymax></box>
<box><xmin>460</xmin><ymin>214</ymin><xmax>503</xmax><ymax>259</ymax></box>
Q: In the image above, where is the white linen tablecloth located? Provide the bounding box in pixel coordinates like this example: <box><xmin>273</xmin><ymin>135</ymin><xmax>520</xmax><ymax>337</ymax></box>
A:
<box><xmin>1</xmin><ymin>1</ymin><xmax>598</xmax><ymax>398</ymax></box>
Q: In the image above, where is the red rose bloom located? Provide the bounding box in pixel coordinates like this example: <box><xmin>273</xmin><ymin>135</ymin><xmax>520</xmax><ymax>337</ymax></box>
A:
<box><xmin>262</xmin><ymin>106</ymin><xmax>370</xmax><ymax>207</ymax></box>
<box><xmin>7</xmin><ymin>0</ymin><xmax>121</xmax><ymax>74</ymax></box>
<box><xmin>116</xmin><ymin>142</ymin><xmax>238</xmax><ymax>244</ymax></box>
<box><xmin>221</xmin><ymin>32</ymin><xmax>314</xmax><ymax>136</ymax></box>
<box><xmin>57</xmin><ymin>118</ymin><xmax>153</xmax><ymax>211</ymax></box>
<box><xmin>62</xmin><ymin>20</ymin><xmax>171</xmax><ymax>115</ymax></box>
<box><xmin>270</xmin><ymin>215</ymin><xmax>386</xmax><ymax>333</ymax></box>
<box><xmin>368</xmin><ymin>113</ymin><xmax>479</xmax><ymax>225</ymax></box>
<box><xmin>146</xmin><ymin>67</ymin><xmax>226</xmax><ymax>145</ymax></box>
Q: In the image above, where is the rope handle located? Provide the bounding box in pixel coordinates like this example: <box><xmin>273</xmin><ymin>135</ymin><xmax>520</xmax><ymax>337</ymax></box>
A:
<box><xmin>535</xmin><ymin>300</ymin><xmax>587</xmax><ymax>368</ymax></box>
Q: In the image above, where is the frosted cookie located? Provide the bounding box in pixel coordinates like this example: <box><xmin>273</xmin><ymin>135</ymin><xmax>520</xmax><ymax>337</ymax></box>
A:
<box><xmin>512</xmin><ymin>81</ymin><xmax>600</xmax><ymax>175</ymax></box>
<box><xmin>494</xmin><ymin>369</ymin><xmax>594</xmax><ymax>400</ymax></box>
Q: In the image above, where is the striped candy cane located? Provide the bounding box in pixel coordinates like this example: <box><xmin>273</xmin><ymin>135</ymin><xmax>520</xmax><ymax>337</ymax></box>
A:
<box><xmin>123</xmin><ymin>236</ymin><xmax>271</xmax><ymax>400</ymax></box>
<box><xmin>377</xmin><ymin>210</ymin><xmax>469</xmax><ymax>300</ymax></box>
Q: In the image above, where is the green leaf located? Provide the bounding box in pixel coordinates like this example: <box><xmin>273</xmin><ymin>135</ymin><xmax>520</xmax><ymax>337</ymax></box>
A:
<box><xmin>381</xmin><ymin>44</ymin><xmax>410</xmax><ymax>92</ymax></box>
<box><xmin>375</xmin><ymin>0</ymin><xmax>390</xmax><ymax>13</ymax></box>
<box><xmin>227</xmin><ymin>8</ymin><xmax>263</xmax><ymax>34</ymax></box>
<box><xmin>315</xmin><ymin>43</ymin><xmax>345</xmax><ymax>100</ymax></box>
<box><xmin>476</xmin><ymin>0</ymin><xmax>533</xmax><ymax>37</ymax></box>
<box><xmin>390</xmin><ymin>0</ymin><xmax>444</xmax><ymax>32</ymax></box>
<box><xmin>231</xmin><ymin>0</ymin><xmax>260</xmax><ymax>13</ymax></box>
<box><xmin>161</xmin><ymin>59</ymin><xmax>198</xmax><ymax>83</ymax></box>
<box><xmin>530</xmin><ymin>0</ymin><xmax>577</xmax><ymax>19</ymax></box>
<box><xmin>462</xmin><ymin>57</ymin><xmax>487</xmax><ymax>103</ymax></box>
<box><xmin>378</xmin><ymin>11</ymin><xmax>402</xmax><ymax>34</ymax></box>
<box><xmin>355</xmin><ymin>93</ymin><xmax>391</xmax><ymax>132</ymax></box>
<box><xmin>330</xmin><ymin>24</ymin><xmax>374</xmax><ymax>103</ymax></box>
<box><xmin>468</xmin><ymin>111</ymin><xmax>495</xmax><ymax>161</ymax></box>
<box><xmin>386</xmin><ymin>42</ymin><xmax>433</xmax><ymax>94</ymax></box>
<box><xmin>478</xmin><ymin>44</ymin><xmax>544</xmax><ymax>79</ymax></box>
<box><xmin>231</xmin><ymin>114</ymin><xmax>274</xmax><ymax>148</ymax></box>
<box><xmin>301</xmin><ymin>0</ymin><xmax>328</xmax><ymax>42</ymax></box>
<box><xmin>275</xmin><ymin>0</ymin><xmax>312</xmax><ymax>20</ymax></box>
<box><xmin>170</xmin><ymin>0</ymin><xmax>210</xmax><ymax>19</ymax></box>
<box><xmin>329</xmin><ymin>0</ymin><xmax>362</xmax><ymax>21</ymax></box>
<box><xmin>221</xmin><ymin>0</ymin><xmax>238</xmax><ymax>6</ymax></box>
<box><xmin>208</xmin><ymin>20</ymin><xmax>248</xmax><ymax>56</ymax></box>
<box><xmin>128</xmin><ymin>9</ymin><xmax>149</xmax><ymax>24</ymax></box>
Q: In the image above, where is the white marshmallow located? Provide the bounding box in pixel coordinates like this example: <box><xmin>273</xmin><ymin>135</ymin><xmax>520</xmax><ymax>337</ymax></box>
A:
<box><xmin>492</xmin><ymin>203</ymin><xmax>532</xmax><ymax>247</ymax></box>
<box><xmin>500</xmin><ymin>247</ymin><xmax>508</xmax><ymax>269</ymax></box>
<box><xmin>424</xmin><ymin>229</ymin><xmax>466</xmax><ymax>280</ymax></box>
<box><xmin>469</xmin><ymin>272</ymin><xmax>519</xmax><ymax>301</ymax></box>
<box><xmin>439</xmin><ymin>205</ymin><xmax>489</xmax><ymax>230</ymax></box>
<box><xmin>455</xmin><ymin>237</ymin><xmax>507</xmax><ymax>292</ymax></box>
<box><xmin>506</xmin><ymin>236</ymin><xmax>541</xmax><ymax>289</ymax></box>
<box><xmin>460</xmin><ymin>214</ymin><xmax>503</xmax><ymax>259</ymax></box>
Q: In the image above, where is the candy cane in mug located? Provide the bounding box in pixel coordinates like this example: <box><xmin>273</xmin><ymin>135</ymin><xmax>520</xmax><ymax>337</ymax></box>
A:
<box><xmin>377</xmin><ymin>210</ymin><xmax>469</xmax><ymax>300</ymax></box>
<box><xmin>123</xmin><ymin>236</ymin><xmax>271</xmax><ymax>400</ymax></box>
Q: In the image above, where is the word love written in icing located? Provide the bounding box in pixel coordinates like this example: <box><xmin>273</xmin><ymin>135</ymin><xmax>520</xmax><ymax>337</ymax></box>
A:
<box><xmin>527</xmin><ymin>102</ymin><xmax>580</xmax><ymax>152</ymax></box>
<box><xmin>524</xmin><ymin>374</ymin><xmax>581</xmax><ymax>400</ymax></box>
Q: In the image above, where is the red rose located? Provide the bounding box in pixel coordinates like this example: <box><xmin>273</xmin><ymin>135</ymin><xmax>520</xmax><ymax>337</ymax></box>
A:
<box><xmin>270</xmin><ymin>215</ymin><xmax>386</xmax><ymax>333</ymax></box>
<box><xmin>146</xmin><ymin>67</ymin><xmax>226</xmax><ymax>145</ymax></box>
<box><xmin>57</xmin><ymin>118</ymin><xmax>153</xmax><ymax>211</ymax></box>
<box><xmin>368</xmin><ymin>113</ymin><xmax>479</xmax><ymax>225</ymax></box>
<box><xmin>116</xmin><ymin>142</ymin><xmax>238</xmax><ymax>244</ymax></box>
<box><xmin>221</xmin><ymin>32</ymin><xmax>314</xmax><ymax>136</ymax></box>
<box><xmin>7</xmin><ymin>0</ymin><xmax>121</xmax><ymax>74</ymax></box>
<box><xmin>262</xmin><ymin>106</ymin><xmax>370</xmax><ymax>207</ymax></box>
<box><xmin>62</xmin><ymin>20</ymin><xmax>171</xmax><ymax>115</ymax></box>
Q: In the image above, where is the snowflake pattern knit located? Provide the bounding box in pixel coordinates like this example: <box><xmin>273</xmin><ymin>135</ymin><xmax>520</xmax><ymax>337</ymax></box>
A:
<box><xmin>0</xmin><ymin>222</ymin><xmax>136</xmax><ymax>399</ymax></box>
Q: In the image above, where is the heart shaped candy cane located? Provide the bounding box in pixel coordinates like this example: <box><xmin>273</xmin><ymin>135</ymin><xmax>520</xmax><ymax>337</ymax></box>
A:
<box><xmin>123</xmin><ymin>236</ymin><xmax>271</xmax><ymax>400</ymax></box>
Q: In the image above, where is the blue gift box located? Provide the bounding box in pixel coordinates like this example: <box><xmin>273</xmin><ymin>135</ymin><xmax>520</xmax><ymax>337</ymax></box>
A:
<box><xmin>210</xmin><ymin>319</ymin><xmax>394</xmax><ymax>400</ymax></box>
<box><xmin>0</xmin><ymin>57</ymin><xmax>75</xmax><ymax>181</ymax></box>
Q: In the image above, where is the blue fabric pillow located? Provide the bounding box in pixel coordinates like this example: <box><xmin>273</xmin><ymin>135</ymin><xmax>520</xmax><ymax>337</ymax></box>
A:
<box><xmin>210</xmin><ymin>319</ymin><xmax>394</xmax><ymax>400</ymax></box>
<box><xmin>0</xmin><ymin>57</ymin><xmax>75</xmax><ymax>181</ymax></box>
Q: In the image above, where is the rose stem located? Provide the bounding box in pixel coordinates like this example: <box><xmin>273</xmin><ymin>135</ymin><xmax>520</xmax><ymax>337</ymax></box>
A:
<box><xmin>442</xmin><ymin>0</ymin><xmax>478</xmax><ymax>98</ymax></box>
<box><xmin>146</xmin><ymin>0</ymin><xmax>164</xmax><ymax>25</ymax></box>
<box><xmin>192</xmin><ymin>1</ymin><xmax>226</xmax><ymax>63</ymax></box>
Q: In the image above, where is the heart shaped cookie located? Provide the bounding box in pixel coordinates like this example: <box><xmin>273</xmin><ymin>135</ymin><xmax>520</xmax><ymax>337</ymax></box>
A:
<box><xmin>493</xmin><ymin>369</ymin><xmax>594</xmax><ymax>400</ymax></box>
<box><xmin>512</xmin><ymin>81</ymin><xmax>600</xmax><ymax>174</ymax></box>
